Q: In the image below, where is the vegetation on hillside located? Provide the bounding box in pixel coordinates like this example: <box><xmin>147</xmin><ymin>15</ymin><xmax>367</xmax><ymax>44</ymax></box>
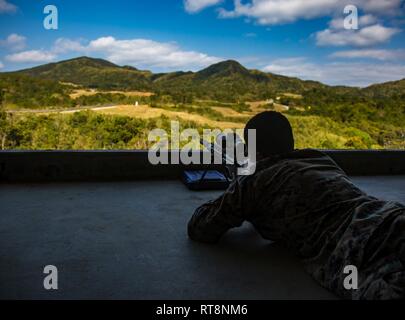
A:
<box><xmin>0</xmin><ymin>74</ymin><xmax>150</xmax><ymax>108</ymax></box>
<box><xmin>0</xmin><ymin>73</ymin><xmax>73</xmax><ymax>108</ymax></box>
<box><xmin>14</xmin><ymin>57</ymin><xmax>326</xmax><ymax>102</ymax></box>
<box><xmin>1</xmin><ymin>109</ymin><xmax>403</xmax><ymax>150</ymax></box>
<box><xmin>18</xmin><ymin>56</ymin><xmax>152</xmax><ymax>91</ymax></box>
<box><xmin>0</xmin><ymin>56</ymin><xmax>404</xmax><ymax>150</ymax></box>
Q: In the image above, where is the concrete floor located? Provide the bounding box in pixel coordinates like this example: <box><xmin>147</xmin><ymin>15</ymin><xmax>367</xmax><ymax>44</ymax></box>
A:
<box><xmin>1</xmin><ymin>176</ymin><xmax>405</xmax><ymax>300</ymax></box>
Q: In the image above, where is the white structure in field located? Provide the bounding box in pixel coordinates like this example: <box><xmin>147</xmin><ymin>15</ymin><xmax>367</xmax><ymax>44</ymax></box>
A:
<box><xmin>135</xmin><ymin>101</ymin><xmax>139</xmax><ymax>107</ymax></box>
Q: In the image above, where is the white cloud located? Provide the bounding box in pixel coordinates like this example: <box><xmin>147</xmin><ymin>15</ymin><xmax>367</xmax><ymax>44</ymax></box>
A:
<box><xmin>263</xmin><ymin>57</ymin><xmax>405</xmax><ymax>86</ymax></box>
<box><xmin>5</xmin><ymin>50</ymin><xmax>57</xmax><ymax>63</ymax></box>
<box><xmin>315</xmin><ymin>24</ymin><xmax>400</xmax><ymax>47</ymax></box>
<box><xmin>0</xmin><ymin>61</ymin><xmax>4</xmax><ymax>69</ymax></box>
<box><xmin>80</xmin><ymin>36</ymin><xmax>221</xmax><ymax>70</ymax></box>
<box><xmin>0</xmin><ymin>0</ymin><xmax>17</xmax><ymax>14</ymax></box>
<box><xmin>5</xmin><ymin>36</ymin><xmax>221</xmax><ymax>70</ymax></box>
<box><xmin>52</xmin><ymin>38</ymin><xmax>86</xmax><ymax>54</ymax></box>
<box><xmin>358</xmin><ymin>14</ymin><xmax>379</xmax><ymax>26</ymax></box>
<box><xmin>218</xmin><ymin>0</ymin><xmax>404</xmax><ymax>25</ymax></box>
<box><xmin>219</xmin><ymin>0</ymin><xmax>338</xmax><ymax>25</ymax></box>
<box><xmin>315</xmin><ymin>12</ymin><xmax>401</xmax><ymax>47</ymax></box>
<box><xmin>330</xmin><ymin>49</ymin><xmax>405</xmax><ymax>60</ymax></box>
<box><xmin>354</xmin><ymin>0</ymin><xmax>403</xmax><ymax>14</ymax></box>
<box><xmin>264</xmin><ymin>57</ymin><xmax>325</xmax><ymax>79</ymax></box>
<box><xmin>328</xmin><ymin>14</ymin><xmax>378</xmax><ymax>29</ymax></box>
<box><xmin>2</xmin><ymin>36</ymin><xmax>218</xmax><ymax>70</ymax></box>
<box><xmin>195</xmin><ymin>0</ymin><xmax>404</xmax><ymax>50</ymax></box>
<box><xmin>184</xmin><ymin>0</ymin><xmax>222</xmax><ymax>13</ymax></box>
<box><xmin>0</xmin><ymin>34</ymin><xmax>26</xmax><ymax>51</ymax></box>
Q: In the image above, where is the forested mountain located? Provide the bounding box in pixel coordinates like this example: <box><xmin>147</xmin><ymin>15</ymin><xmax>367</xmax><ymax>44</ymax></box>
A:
<box><xmin>3</xmin><ymin>56</ymin><xmax>404</xmax><ymax>103</ymax></box>
<box><xmin>7</xmin><ymin>57</ymin><xmax>328</xmax><ymax>101</ymax></box>
<box><xmin>1</xmin><ymin>56</ymin><xmax>404</xmax><ymax>128</ymax></box>
<box><xmin>15</xmin><ymin>56</ymin><xmax>153</xmax><ymax>91</ymax></box>
<box><xmin>1</xmin><ymin>56</ymin><xmax>404</xmax><ymax>150</ymax></box>
<box><xmin>154</xmin><ymin>60</ymin><xmax>326</xmax><ymax>101</ymax></box>
<box><xmin>363</xmin><ymin>79</ymin><xmax>405</xmax><ymax>99</ymax></box>
<box><xmin>0</xmin><ymin>73</ymin><xmax>72</xmax><ymax>108</ymax></box>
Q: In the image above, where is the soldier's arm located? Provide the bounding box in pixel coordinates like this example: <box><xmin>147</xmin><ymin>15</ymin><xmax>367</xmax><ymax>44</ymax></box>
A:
<box><xmin>187</xmin><ymin>179</ymin><xmax>247</xmax><ymax>244</ymax></box>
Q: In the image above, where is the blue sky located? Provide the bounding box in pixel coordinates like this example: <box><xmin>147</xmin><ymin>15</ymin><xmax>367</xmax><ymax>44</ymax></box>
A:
<box><xmin>0</xmin><ymin>0</ymin><xmax>405</xmax><ymax>86</ymax></box>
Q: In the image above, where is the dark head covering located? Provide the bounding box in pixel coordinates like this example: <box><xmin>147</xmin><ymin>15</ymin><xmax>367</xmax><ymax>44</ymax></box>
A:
<box><xmin>244</xmin><ymin>111</ymin><xmax>294</xmax><ymax>157</ymax></box>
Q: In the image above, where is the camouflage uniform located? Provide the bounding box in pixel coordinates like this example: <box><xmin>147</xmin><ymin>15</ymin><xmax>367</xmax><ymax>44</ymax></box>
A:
<box><xmin>188</xmin><ymin>149</ymin><xmax>405</xmax><ymax>299</ymax></box>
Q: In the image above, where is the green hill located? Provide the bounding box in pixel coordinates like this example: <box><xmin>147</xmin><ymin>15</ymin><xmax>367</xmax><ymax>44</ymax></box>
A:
<box><xmin>11</xmin><ymin>57</ymin><xmax>328</xmax><ymax>102</ymax></box>
<box><xmin>16</xmin><ymin>56</ymin><xmax>152</xmax><ymax>91</ymax></box>
<box><xmin>1</xmin><ymin>56</ymin><xmax>405</xmax><ymax>126</ymax></box>
<box><xmin>8</xmin><ymin>57</ymin><xmax>405</xmax><ymax>102</ymax></box>
<box><xmin>0</xmin><ymin>73</ymin><xmax>73</xmax><ymax>108</ymax></box>
<box><xmin>363</xmin><ymin>78</ymin><xmax>405</xmax><ymax>98</ymax></box>
<box><xmin>1</xmin><ymin>57</ymin><xmax>404</xmax><ymax>150</ymax></box>
<box><xmin>153</xmin><ymin>60</ymin><xmax>326</xmax><ymax>102</ymax></box>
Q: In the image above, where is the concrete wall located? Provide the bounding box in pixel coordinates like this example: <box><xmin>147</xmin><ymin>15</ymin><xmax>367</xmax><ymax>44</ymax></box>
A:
<box><xmin>0</xmin><ymin>150</ymin><xmax>405</xmax><ymax>182</ymax></box>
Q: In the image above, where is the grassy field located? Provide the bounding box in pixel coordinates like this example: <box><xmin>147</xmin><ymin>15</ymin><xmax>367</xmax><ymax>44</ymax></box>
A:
<box><xmin>69</xmin><ymin>89</ymin><xmax>154</xmax><ymax>99</ymax></box>
<box><xmin>4</xmin><ymin>98</ymin><xmax>394</xmax><ymax>150</ymax></box>
<box><xmin>96</xmin><ymin>104</ymin><xmax>244</xmax><ymax>129</ymax></box>
<box><xmin>97</xmin><ymin>108</ymin><xmax>391</xmax><ymax>150</ymax></box>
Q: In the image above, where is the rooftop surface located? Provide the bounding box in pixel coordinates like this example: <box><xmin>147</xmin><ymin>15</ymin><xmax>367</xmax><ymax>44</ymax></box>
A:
<box><xmin>1</xmin><ymin>176</ymin><xmax>405</xmax><ymax>299</ymax></box>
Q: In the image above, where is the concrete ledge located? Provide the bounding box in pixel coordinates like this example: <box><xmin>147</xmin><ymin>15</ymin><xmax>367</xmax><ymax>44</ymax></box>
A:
<box><xmin>0</xmin><ymin>150</ymin><xmax>223</xmax><ymax>182</ymax></box>
<box><xmin>326</xmin><ymin>150</ymin><xmax>405</xmax><ymax>175</ymax></box>
<box><xmin>0</xmin><ymin>150</ymin><xmax>404</xmax><ymax>182</ymax></box>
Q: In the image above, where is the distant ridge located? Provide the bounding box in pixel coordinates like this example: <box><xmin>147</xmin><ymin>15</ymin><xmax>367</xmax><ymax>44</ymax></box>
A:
<box><xmin>15</xmin><ymin>56</ymin><xmax>152</xmax><ymax>90</ymax></box>
<box><xmin>196</xmin><ymin>60</ymin><xmax>251</xmax><ymax>78</ymax></box>
<box><xmin>2</xmin><ymin>56</ymin><xmax>404</xmax><ymax>101</ymax></box>
<box><xmin>363</xmin><ymin>78</ymin><xmax>405</xmax><ymax>98</ymax></box>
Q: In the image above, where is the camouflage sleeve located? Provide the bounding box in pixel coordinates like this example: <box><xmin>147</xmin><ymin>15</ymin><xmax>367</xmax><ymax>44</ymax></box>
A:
<box><xmin>187</xmin><ymin>179</ymin><xmax>247</xmax><ymax>244</ymax></box>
